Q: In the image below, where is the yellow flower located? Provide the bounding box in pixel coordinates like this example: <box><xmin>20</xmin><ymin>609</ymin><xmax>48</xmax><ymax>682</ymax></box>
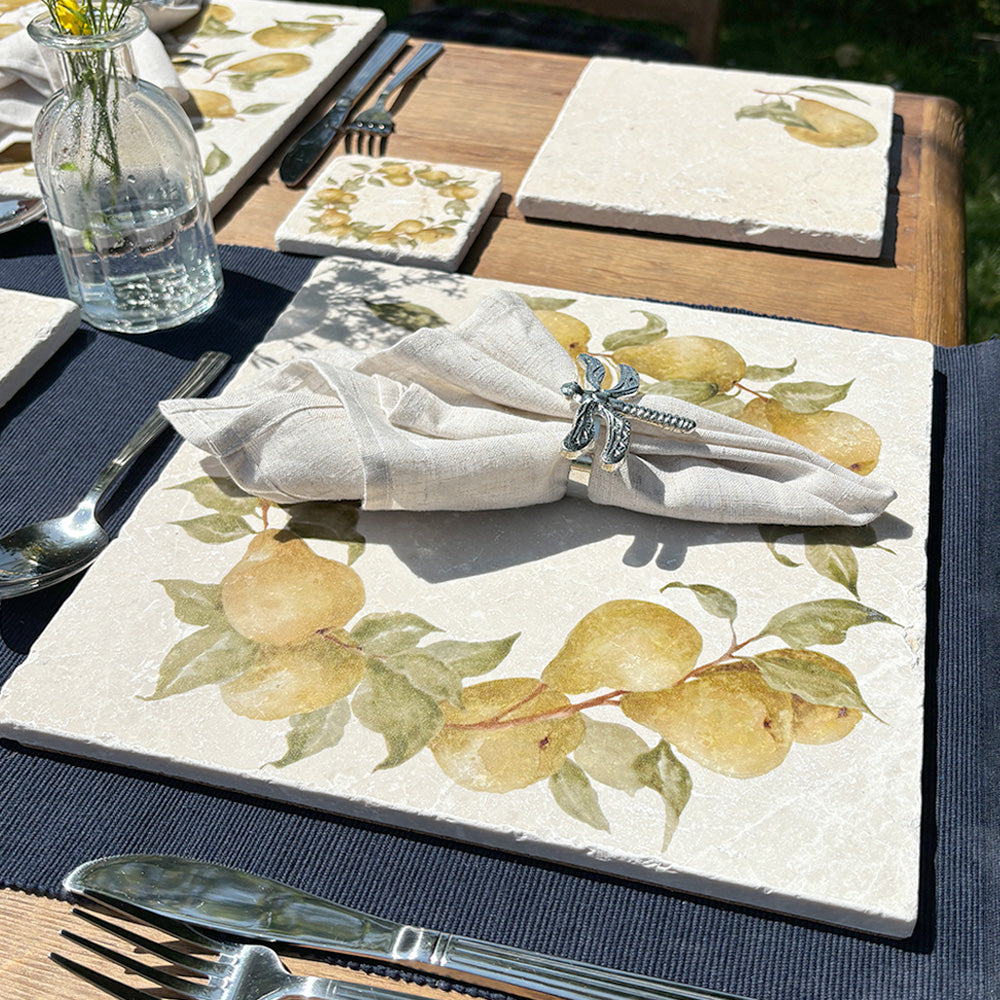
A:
<box><xmin>54</xmin><ymin>0</ymin><xmax>92</xmax><ymax>35</ymax></box>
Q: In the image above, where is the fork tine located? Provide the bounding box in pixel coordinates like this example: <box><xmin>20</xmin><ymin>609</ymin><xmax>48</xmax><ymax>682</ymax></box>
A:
<box><xmin>71</xmin><ymin>907</ymin><xmax>220</xmax><ymax>975</ymax></box>
<box><xmin>59</xmin><ymin>929</ymin><xmax>217</xmax><ymax>1000</ymax></box>
<box><xmin>51</xmin><ymin>952</ymin><xmax>157</xmax><ymax>1000</ymax></box>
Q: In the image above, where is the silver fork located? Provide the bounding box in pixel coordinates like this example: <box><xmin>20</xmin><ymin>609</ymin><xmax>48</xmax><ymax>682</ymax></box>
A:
<box><xmin>344</xmin><ymin>41</ymin><xmax>443</xmax><ymax>154</ymax></box>
<box><xmin>50</xmin><ymin>901</ymin><xmax>416</xmax><ymax>1000</ymax></box>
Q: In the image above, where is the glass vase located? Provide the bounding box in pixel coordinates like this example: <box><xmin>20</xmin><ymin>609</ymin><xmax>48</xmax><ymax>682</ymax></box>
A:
<box><xmin>28</xmin><ymin>9</ymin><xmax>222</xmax><ymax>334</ymax></box>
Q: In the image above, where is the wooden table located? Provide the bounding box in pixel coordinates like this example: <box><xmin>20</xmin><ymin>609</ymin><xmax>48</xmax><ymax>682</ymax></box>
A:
<box><xmin>0</xmin><ymin>38</ymin><xmax>968</xmax><ymax>1000</ymax></box>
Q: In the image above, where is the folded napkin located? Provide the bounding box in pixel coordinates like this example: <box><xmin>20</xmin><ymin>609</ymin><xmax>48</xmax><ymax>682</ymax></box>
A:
<box><xmin>0</xmin><ymin>0</ymin><xmax>197</xmax><ymax>153</ymax></box>
<box><xmin>161</xmin><ymin>291</ymin><xmax>896</xmax><ymax>526</ymax></box>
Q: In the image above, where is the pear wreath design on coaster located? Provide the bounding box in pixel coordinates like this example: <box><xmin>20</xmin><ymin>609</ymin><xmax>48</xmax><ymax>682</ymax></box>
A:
<box><xmin>562</xmin><ymin>354</ymin><xmax>697</xmax><ymax>492</ymax></box>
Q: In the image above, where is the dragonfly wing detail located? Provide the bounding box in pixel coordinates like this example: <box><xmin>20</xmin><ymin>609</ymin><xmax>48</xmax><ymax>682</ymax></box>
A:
<box><xmin>579</xmin><ymin>353</ymin><xmax>608</xmax><ymax>392</ymax></box>
<box><xmin>562</xmin><ymin>397</ymin><xmax>600</xmax><ymax>456</ymax></box>
<box><xmin>607</xmin><ymin>363</ymin><xmax>640</xmax><ymax>398</ymax></box>
<box><xmin>600</xmin><ymin>408</ymin><xmax>631</xmax><ymax>469</ymax></box>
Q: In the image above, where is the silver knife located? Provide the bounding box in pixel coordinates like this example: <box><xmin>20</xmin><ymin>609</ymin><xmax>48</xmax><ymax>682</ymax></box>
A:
<box><xmin>279</xmin><ymin>31</ymin><xmax>409</xmax><ymax>186</ymax></box>
<box><xmin>65</xmin><ymin>855</ymin><xmax>752</xmax><ymax>1000</ymax></box>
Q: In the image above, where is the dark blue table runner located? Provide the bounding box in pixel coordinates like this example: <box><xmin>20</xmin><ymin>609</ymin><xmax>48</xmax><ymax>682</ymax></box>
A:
<box><xmin>1</xmin><ymin>233</ymin><xmax>997</xmax><ymax>1000</ymax></box>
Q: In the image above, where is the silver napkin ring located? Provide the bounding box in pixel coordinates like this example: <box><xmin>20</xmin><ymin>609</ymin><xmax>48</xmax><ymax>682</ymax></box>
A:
<box><xmin>561</xmin><ymin>353</ymin><xmax>696</xmax><ymax>477</ymax></box>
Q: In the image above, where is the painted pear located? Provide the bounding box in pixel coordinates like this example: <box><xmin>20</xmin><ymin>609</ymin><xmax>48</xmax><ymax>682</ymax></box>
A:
<box><xmin>542</xmin><ymin>599</ymin><xmax>702</xmax><ymax>694</ymax></box>
<box><xmin>429</xmin><ymin>678</ymin><xmax>585</xmax><ymax>792</ymax></box>
<box><xmin>532</xmin><ymin>309</ymin><xmax>591</xmax><ymax>360</ymax></box>
<box><xmin>785</xmin><ymin>99</ymin><xmax>877</xmax><ymax>148</ymax></box>
<box><xmin>221</xmin><ymin>529</ymin><xmax>365</xmax><ymax>645</ymax></box>
<box><xmin>621</xmin><ymin>668</ymin><xmax>794</xmax><ymax>778</ymax></box>
<box><xmin>612</xmin><ymin>336</ymin><xmax>746</xmax><ymax>391</ymax></box>
<box><xmin>783</xmin><ymin>649</ymin><xmax>863</xmax><ymax>744</ymax></box>
<box><xmin>220</xmin><ymin>632</ymin><xmax>365</xmax><ymax>720</ymax></box>
<box><xmin>740</xmin><ymin>397</ymin><xmax>881</xmax><ymax>475</ymax></box>
<box><xmin>252</xmin><ymin>21</ymin><xmax>335</xmax><ymax>47</ymax></box>
<box><xmin>227</xmin><ymin>53</ymin><xmax>311</xmax><ymax>78</ymax></box>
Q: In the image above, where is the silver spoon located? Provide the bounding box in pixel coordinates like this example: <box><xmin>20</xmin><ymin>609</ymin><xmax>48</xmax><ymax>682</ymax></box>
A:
<box><xmin>0</xmin><ymin>350</ymin><xmax>229</xmax><ymax>599</ymax></box>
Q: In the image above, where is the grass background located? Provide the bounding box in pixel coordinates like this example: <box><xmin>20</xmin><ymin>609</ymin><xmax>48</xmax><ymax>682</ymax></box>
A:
<box><xmin>350</xmin><ymin>1</ymin><xmax>1000</xmax><ymax>342</ymax></box>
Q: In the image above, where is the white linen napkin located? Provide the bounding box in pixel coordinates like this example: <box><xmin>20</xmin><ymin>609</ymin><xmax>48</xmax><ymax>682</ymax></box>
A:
<box><xmin>0</xmin><ymin>0</ymin><xmax>197</xmax><ymax>153</ymax></box>
<box><xmin>161</xmin><ymin>291</ymin><xmax>897</xmax><ymax>526</ymax></box>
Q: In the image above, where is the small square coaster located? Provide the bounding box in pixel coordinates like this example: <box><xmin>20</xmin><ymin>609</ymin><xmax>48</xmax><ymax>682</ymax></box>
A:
<box><xmin>276</xmin><ymin>156</ymin><xmax>502</xmax><ymax>271</ymax></box>
<box><xmin>0</xmin><ymin>288</ymin><xmax>80</xmax><ymax>408</ymax></box>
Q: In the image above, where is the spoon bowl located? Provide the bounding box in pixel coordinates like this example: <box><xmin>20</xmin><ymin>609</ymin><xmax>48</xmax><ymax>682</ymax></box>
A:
<box><xmin>0</xmin><ymin>351</ymin><xmax>229</xmax><ymax>600</ymax></box>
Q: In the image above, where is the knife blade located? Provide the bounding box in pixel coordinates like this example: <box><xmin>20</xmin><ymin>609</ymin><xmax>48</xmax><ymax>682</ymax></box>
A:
<box><xmin>279</xmin><ymin>31</ymin><xmax>409</xmax><ymax>186</ymax></box>
<box><xmin>66</xmin><ymin>855</ymin><xmax>751</xmax><ymax>1000</ymax></box>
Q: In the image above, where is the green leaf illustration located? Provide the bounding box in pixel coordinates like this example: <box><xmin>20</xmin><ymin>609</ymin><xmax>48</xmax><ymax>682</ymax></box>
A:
<box><xmin>698</xmin><ymin>393</ymin><xmax>746</xmax><ymax>417</ymax></box>
<box><xmin>744</xmin><ymin>649</ymin><xmax>878</xmax><ymax>716</ymax></box>
<box><xmin>156</xmin><ymin>579</ymin><xmax>224</xmax><ymax>627</ymax></box>
<box><xmin>573</xmin><ymin>717</ymin><xmax>648</xmax><ymax>793</ymax></box>
<box><xmin>169</xmin><ymin>476</ymin><xmax>259</xmax><ymax>516</ymax></box>
<box><xmin>760</xmin><ymin>599</ymin><xmax>897</xmax><ymax>647</ymax></box>
<box><xmin>197</xmin><ymin>16</ymin><xmax>245</xmax><ymax>38</ymax></box>
<box><xmin>363</xmin><ymin>300</ymin><xmax>447</xmax><ymax>331</ymax></box>
<box><xmin>744</xmin><ymin>361</ymin><xmax>797</xmax><ymax>382</ymax></box>
<box><xmin>384</xmin><ymin>648</ymin><xmax>463</xmax><ymax>706</ymax></box>
<box><xmin>422</xmin><ymin>634</ymin><xmax>518</xmax><ymax>678</ymax></box>
<box><xmin>549</xmin><ymin>760</ymin><xmax>610</xmax><ymax>832</ymax></box>
<box><xmin>804</xmin><ymin>540</ymin><xmax>860</xmax><ymax>597</ymax></box>
<box><xmin>795</xmin><ymin>84</ymin><xmax>870</xmax><ymax>104</ymax></box>
<box><xmin>270</xmin><ymin>700</ymin><xmax>351</xmax><ymax>768</ymax></box>
<box><xmin>170</xmin><ymin>512</ymin><xmax>255</xmax><ymax>544</ymax></box>
<box><xmin>758</xmin><ymin>525</ymin><xmax>803</xmax><ymax>567</ymax></box>
<box><xmin>736</xmin><ymin>104</ymin><xmax>818</xmax><ymax>130</ymax></box>
<box><xmin>515</xmin><ymin>294</ymin><xmax>576</xmax><ymax>311</ymax></box>
<box><xmin>351</xmin><ymin>611</ymin><xmax>442</xmax><ymax>658</ymax></box>
<box><xmin>351</xmin><ymin>662</ymin><xmax>443</xmax><ymax>769</ymax></box>
<box><xmin>602</xmin><ymin>310</ymin><xmax>668</xmax><ymax>351</ymax></box>
<box><xmin>143</xmin><ymin>624</ymin><xmax>255</xmax><ymax>700</ymax></box>
<box><xmin>204</xmin><ymin>143</ymin><xmax>231</xmax><ymax>175</ymax></box>
<box><xmin>242</xmin><ymin>103</ymin><xmax>282</xmax><ymax>114</ymax></box>
<box><xmin>203</xmin><ymin>51</ymin><xmax>241</xmax><ymax>71</ymax></box>
<box><xmin>643</xmin><ymin>378</ymin><xmax>719</xmax><ymax>403</ymax></box>
<box><xmin>633</xmin><ymin>741</ymin><xmax>692</xmax><ymax>850</ymax></box>
<box><xmin>768</xmin><ymin>380</ymin><xmax>854</xmax><ymax>414</ymax></box>
<box><xmin>283</xmin><ymin>500</ymin><xmax>365</xmax><ymax>563</ymax></box>
<box><xmin>661</xmin><ymin>581</ymin><xmax>738</xmax><ymax>621</ymax></box>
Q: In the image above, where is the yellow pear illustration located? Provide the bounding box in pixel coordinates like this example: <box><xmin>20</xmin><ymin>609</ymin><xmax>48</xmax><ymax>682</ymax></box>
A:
<box><xmin>740</xmin><ymin>397</ymin><xmax>881</xmax><ymax>475</ymax></box>
<box><xmin>252</xmin><ymin>21</ymin><xmax>335</xmax><ymax>48</ymax></box>
<box><xmin>542</xmin><ymin>599</ymin><xmax>702</xmax><ymax>694</ymax></box>
<box><xmin>785</xmin><ymin>98</ymin><xmax>877</xmax><ymax>148</ymax></box>
<box><xmin>783</xmin><ymin>649</ymin><xmax>863</xmax><ymax>744</ymax></box>
<box><xmin>430</xmin><ymin>678</ymin><xmax>585</xmax><ymax>792</ymax></box>
<box><xmin>187</xmin><ymin>89</ymin><xmax>238</xmax><ymax>121</ymax></box>
<box><xmin>220</xmin><ymin>632</ymin><xmax>365</xmax><ymax>720</ymax></box>
<box><xmin>221</xmin><ymin>529</ymin><xmax>365</xmax><ymax>645</ymax></box>
<box><xmin>622</xmin><ymin>668</ymin><xmax>794</xmax><ymax>778</ymax></box>
<box><xmin>613</xmin><ymin>336</ymin><xmax>746</xmax><ymax>391</ymax></box>
<box><xmin>227</xmin><ymin>53</ymin><xmax>311</xmax><ymax>79</ymax></box>
<box><xmin>532</xmin><ymin>309</ymin><xmax>591</xmax><ymax>360</ymax></box>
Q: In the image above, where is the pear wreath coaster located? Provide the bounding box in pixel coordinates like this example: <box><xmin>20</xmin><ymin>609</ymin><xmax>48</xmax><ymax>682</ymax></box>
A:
<box><xmin>161</xmin><ymin>291</ymin><xmax>894</xmax><ymax>526</ymax></box>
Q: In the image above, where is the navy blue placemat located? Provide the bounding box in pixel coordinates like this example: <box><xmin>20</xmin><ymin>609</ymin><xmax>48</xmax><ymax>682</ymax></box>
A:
<box><xmin>0</xmin><ymin>235</ymin><xmax>997</xmax><ymax>999</ymax></box>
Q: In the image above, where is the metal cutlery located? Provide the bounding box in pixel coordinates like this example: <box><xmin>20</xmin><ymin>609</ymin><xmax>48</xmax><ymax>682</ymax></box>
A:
<box><xmin>344</xmin><ymin>41</ymin><xmax>443</xmax><ymax>155</ymax></box>
<box><xmin>279</xmin><ymin>31</ymin><xmax>410</xmax><ymax>186</ymax></box>
<box><xmin>52</xmin><ymin>899</ymin><xmax>431</xmax><ymax>1000</ymax></box>
<box><xmin>0</xmin><ymin>352</ymin><xmax>229</xmax><ymax>599</ymax></box>
<box><xmin>67</xmin><ymin>855</ymin><xmax>753</xmax><ymax>1000</ymax></box>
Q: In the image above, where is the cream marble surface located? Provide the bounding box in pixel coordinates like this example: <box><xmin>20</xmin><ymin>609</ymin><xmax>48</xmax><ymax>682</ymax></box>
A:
<box><xmin>0</xmin><ymin>260</ymin><xmax>933</xmax><ymax>936</ymax></box>
<box><xmin>516</xmin><ymin>59</ymin><xmax>896</xmax><ymax>257</ymax></box>
<box><xmin>276</xmin><ymin>156</ymin><xmax>501</xmax><ymax>270</ymax></box>
<box><xmin>0</xmin><ymin>287</ymin><xmax>79</xmax><ymax>408</ymax></box>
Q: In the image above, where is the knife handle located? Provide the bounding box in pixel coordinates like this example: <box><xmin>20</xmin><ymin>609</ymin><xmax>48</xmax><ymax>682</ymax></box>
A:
<box><xmin>375</xmin><ymin>41</ymin><xmax>443</xmax><ymax>100</ymax></box>
<box><xmin>278</xmin><ymin>31</ymin><xmax>409</xmax><ymax>185</ymax></box>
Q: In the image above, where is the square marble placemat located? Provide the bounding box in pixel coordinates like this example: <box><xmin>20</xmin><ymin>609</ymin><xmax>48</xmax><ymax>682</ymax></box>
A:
<box><xmin>276</xmin><ymin>157</ymin><xmax>502</xmax><ymax>270</ymax></box>
<box><xmin>0</xmin><ymin>288</ymin><xmax>79</xmax><ymax>408</ymax></box>
<box><xmin>0</xmin><ymin>259</ymin><xmax>932</xmax><ymax>936</ymax></box>
<box><xmin>516</xmin><ymin>59</ymin><xmax>896</xmax><ymax>257</ymax></box>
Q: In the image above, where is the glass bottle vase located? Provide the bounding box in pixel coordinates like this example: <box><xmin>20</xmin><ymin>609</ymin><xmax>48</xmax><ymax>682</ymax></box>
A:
<box><xmin>28</xmin><ymin>9</ymin><xmax>223</xmax><ymax>334</ymax></box>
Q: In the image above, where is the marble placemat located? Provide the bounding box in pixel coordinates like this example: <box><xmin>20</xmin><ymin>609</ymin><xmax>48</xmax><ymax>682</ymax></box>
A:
<box><xmin>0</xmin><ymin>286</ymin><xmax>79</xmax><ymax>408</ymax></box>
<box><xmin>276</xmin><ymin>156</ymin><xmax>501</xmax><ymax>270</ymax></box>
<box><xmin>0</xmin><ymin>258</ymin><xmax>932</xmax><ymax>937</ymax></box>
<box><xmin>516</xmin><ymin>59</ymin><xmax>896</xmax><ymax>257</ymax></box>
<box><xmin>0</xmin><ymin>1</ymin><xmax>385</xmax><ymax>214</ymax></box>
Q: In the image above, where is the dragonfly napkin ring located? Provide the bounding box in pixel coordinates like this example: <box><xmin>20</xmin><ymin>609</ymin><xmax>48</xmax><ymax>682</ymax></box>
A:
<box><xmin>562</xmin><ymin>354</ymin><xmax>697</xmax><ymax>480</ymax></box>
